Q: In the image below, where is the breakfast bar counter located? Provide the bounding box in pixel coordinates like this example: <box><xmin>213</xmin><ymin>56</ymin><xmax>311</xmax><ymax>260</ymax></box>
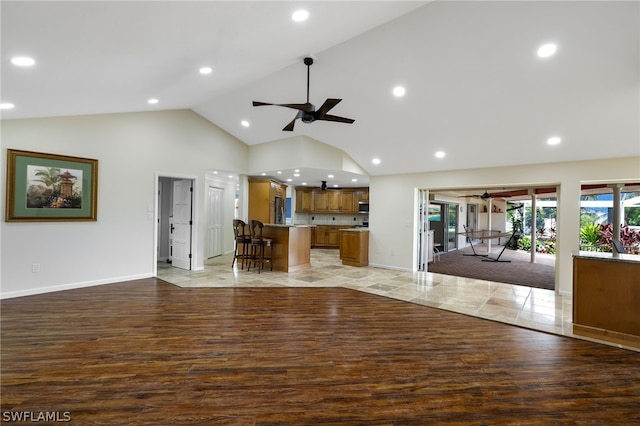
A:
<box><xmin>262</xmin><ymin>225</ymin><xmax>313</xmax><ymax>272</ymax></box>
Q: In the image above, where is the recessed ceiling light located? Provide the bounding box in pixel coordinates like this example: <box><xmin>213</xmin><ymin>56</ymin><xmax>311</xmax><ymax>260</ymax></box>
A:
<box><xmin>241</xmin><ymin>120</ymin><xmax>250</xmax><ymax>127</ymax></box>
<box><xmin>0</xmin><ymin>103</ymin><xmax>15</xmax><ymax>110</ymax></box>
<box><xmin>287</xmin><ymin>178</ymin><xmax>293</xmax><ymax>182</ymax></box>
<box><xmin>228</xmin><ymin>175</ymin><xmax>233</xmax><ymax>179</ymax></box>
<box><xmin>291</xmin><ymin>9</ymin><xmax>309</xmax><ymax>22</ymax></box>
<box><xmin>294</xmin><ymin>169</ymin><xmax>300</xmax><ymax>173</ymax></box>
<box><xmin>294</xmin><ymin>173</ymin><xmax>300</xmax><ymax>177</ymax></box>
<box><xmin>333</xmin><ymin>184</ymin><xmax>339</xmax><ymax>188</ymax></box>
<box><xmin>547</xmin><ymin>136</ymin><xmax>562</xmax><ymax>145</ymax></box>
<box><xmin>393</xmin><ymin>86</ymin><xmax>406</xmax><ymax>97</ymax></box>
<box><xmin>537</xmin><ymin>43</ymin><xmax>557</xmax><ymax>58</ymax></box>
<box><xmin>199</xmin><ymin>67</ymin><xmax>213</xmax><ymax>75</ymax></box>
<box><xmin>261</xmin><ymin>172</ymin><xmax>266</xmax><ymax>176</ymax></box>
<box><xmin>435</xmin><ymin>151</ymin><xmax>446</xmax><ymax>158</ymax></box>
<box><xmin>372</xmin><ymin>158</ymin><xmax>381</xmax><ymax>165</ymax></box>
<box><xmin>327</xmin><ymin>174</ymin><xmax>334</xmax><ymax>178</ymax></box>
<box><xmin>11</xmin><ymin>56</ymin><xmax>35</xmax><ymax>66</ymax></box>
<box><xmin>352</xmin><ymin>178</ymin><xmax>358</xmax><ymax>182</ymax></box>
<box><xmin>148</xmin><ymin>98</ymin><xmax>159</xmax><ymax>104</ymax></box>
<box><xmin>277</xmin><ymin>171</ymin><xmax>282</xmax><ymax>174</ymax></box>
<box><xmin>213</xmin><ymin>171</ymin><xmax>218</xmax><ymax>174</ymax></box>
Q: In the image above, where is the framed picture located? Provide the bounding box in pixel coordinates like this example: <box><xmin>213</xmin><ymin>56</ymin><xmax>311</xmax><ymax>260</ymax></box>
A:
<box><xmin>5</xmin><ymin>149</ymin><xmax>98</xmax><ymax>222</ymax></box>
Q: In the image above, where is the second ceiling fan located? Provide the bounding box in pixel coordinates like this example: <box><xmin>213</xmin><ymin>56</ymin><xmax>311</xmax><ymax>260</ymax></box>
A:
<box><xmin>460</xmin><ymin>190</ymin><xmax>513</xmax><ymax>200</ymax></box>
<box><xmin>252</xmin><ymin>57</ymin><xmax>355</xmax><ymax>131</ymax></box>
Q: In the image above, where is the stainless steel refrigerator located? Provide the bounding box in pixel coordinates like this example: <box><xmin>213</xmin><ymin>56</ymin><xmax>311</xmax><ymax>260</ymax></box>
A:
<box><xmin>274</xmin><ymin>196</ymin><xmax>285</xmax><ymax>224</ymax></box>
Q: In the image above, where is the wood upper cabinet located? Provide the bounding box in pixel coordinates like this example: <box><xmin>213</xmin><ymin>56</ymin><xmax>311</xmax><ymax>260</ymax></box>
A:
<box><xmin>248</xmin><ymin>178</ymin><xmax>287</xmax><ymax>224</ymax></box>
<box><xmin>295</xmin><ymin>189</ymin><xmax>313</xmax><ymax>212</ymax></box>
<box><xmin>328</xmin><ymin>191</ymin><xmax>341</xmax><ymax>212</ymax></box>
<box><xmin>340</xmin><ymin>191</ymin><xmax>355</xmax><ymax>213</ymax></box>
<box><xmin>299</xmin><ymin>187</ymin><xmax>369</xmax><ymax>214</ymax></box>
<box><xmin>313</xmin><ymin>191</ymin><xmax>330</xmax><ymax>212</ymax></box>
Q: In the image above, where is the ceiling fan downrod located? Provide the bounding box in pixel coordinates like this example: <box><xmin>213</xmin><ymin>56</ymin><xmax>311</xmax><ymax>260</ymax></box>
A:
<box><xmin>304</xmin><ymin>57</ymin><xmax>313</xmax><ymax>104</ymax></box>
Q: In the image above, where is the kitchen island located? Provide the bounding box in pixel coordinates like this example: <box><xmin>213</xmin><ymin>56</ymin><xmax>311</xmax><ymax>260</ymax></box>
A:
<box><xmin>339</xmin><ymin>228</ymin><xmax>369</xmax><ymax>267</ymax></box>
<box><xmin>262</xmin><ymin>224</ymin><xmax>313</xmax><ymax>272</ymax></box>
<box><xmin>572</xmin><ymin>250</ymin><xmax>640</xmax><ymax>349</ymax></box>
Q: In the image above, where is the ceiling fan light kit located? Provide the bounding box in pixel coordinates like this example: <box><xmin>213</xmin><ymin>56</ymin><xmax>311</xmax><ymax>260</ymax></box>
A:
<box><xmin>252</xmin><ymin>57</ymin><xmax>355</xmax><ymax>131</ymax></box>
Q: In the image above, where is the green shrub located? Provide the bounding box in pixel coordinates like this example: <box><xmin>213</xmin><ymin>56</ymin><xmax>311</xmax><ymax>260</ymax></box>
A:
<box><xmin>580</xmin><ymin>223</ymin><xmax>601</xmax><ymax>246</ymax></box>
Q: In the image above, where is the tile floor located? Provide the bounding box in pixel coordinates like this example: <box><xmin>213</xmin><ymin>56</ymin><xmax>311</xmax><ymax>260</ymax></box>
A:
<box><xmin>157</xmin><ymin>249</ymin><xmax>636</xmax><ymax>352</ymax></box>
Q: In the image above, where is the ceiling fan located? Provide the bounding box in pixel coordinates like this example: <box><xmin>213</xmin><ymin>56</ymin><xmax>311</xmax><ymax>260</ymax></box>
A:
<box><xmin>460</xmin><ymin>190</ymin><xmax>512</xmax><ymax>200</ymax></box>
<box><xmin>252</xmin><ymin>57</ymin><xmax>355</xmax><ymax>131</ymax></box>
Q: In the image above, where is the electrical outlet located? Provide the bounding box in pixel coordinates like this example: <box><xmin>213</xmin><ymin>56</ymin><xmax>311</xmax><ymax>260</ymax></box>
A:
<box><xmin>32</xmin><ymin>263</ymin><xmax>41</xmax><ymax>273</ymax></box>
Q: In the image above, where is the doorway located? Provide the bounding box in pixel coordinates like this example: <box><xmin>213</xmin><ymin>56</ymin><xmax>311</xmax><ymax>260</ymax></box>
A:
<box><xmin>207</xmin><ymin>186</ymin><xmax>224</xmax><ymax>258</ymax></box>
<box><xmin>156</xmin><ymin>176</ymin><xmax>195</xmax><ymax>271</ymax></box>
<box><xmin>429</xmin><ymin>202</ymin><xmax>459</xmax><ymax>252</ymax></box>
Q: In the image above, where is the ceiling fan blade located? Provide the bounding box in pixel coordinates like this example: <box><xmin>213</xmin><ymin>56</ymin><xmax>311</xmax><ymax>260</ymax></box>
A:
<box><xmin>282</xmin><ymin>110</ymin><xmax>304</xmax><ymax>131</ymax></box>
<box><xmin>316</xmin><ymin>98</ymin><xmax>342</xmax><ymax>117</ymax></box>
<box><xmin>283</xmin><ymin>119</ymin><xmax>296</xmax><ymax>132</ymax></box>
<box><xmin>252</xmin><ymin>101</ymin><xmax>314</xmax><ymax>112</ymax></box>
<box><xmin>315</xmin><ymin>114</ymin><xmax>355</xmax><ymax>124</ymax></box>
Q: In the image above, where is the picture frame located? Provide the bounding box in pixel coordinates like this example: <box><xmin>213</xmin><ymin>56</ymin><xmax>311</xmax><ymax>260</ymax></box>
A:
<box><xmin>5</xmin><ymin>149</ymin><xmax>98</xmax><ymax>222</ymax></box>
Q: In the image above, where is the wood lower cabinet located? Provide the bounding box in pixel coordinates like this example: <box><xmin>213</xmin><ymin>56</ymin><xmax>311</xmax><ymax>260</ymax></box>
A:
<box><xmin>339</xmin><ymin>230</ymin><xmax>369</xmax><ymax>266</ymax></box>
<box><xmin>572</xmin><ymin>253</ymin><xmax>640</xmax><ymax>349</ymax></box>
<box><xmin>313</xmin><ymin>226</ymin><xmax>343</xmax><ymax>248</ymax></box>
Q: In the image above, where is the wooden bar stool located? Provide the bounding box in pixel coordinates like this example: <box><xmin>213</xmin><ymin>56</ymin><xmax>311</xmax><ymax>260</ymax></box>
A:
<box><xmin>248</xmin><ymin>220</ymin><xmax>273</xmax><ymax>273</ymax></box>
<box><xmin>232</xmin><ymin>219</ymin><xmax>252</xmax><ymax>269</ymax></box>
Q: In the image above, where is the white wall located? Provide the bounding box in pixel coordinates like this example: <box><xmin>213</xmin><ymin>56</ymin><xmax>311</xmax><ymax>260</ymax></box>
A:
<box><xmin>369</xmin><ymin>156</ymin><xmax>640</xmax><ymax>295</ymax></box>
<box><xmin>248</xmin><ymin>135</ymin><xmax>367</xmax><ymax>177</ymax></box>
<box><xmin>1</xmin><ymin>110</ymin><xmax>248</xmax><ymax>298</ymax></box>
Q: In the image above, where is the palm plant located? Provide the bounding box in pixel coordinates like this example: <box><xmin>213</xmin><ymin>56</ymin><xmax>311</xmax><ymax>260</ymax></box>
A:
<box><xmin>34</xmin><ymin>167</ymin><xmax>61</xmax><ymax>189</ymax></box>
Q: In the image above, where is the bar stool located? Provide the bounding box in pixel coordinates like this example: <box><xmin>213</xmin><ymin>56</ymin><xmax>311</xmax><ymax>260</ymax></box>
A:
<box><xmin>232</xmin><ymin>219</ymin><xmax>252</xmax><ymax>269</ymax></box>
<box><xmin>248</xmin><ymin>220</ymin><xmax>273</xmax><ymax>273</ymax></box>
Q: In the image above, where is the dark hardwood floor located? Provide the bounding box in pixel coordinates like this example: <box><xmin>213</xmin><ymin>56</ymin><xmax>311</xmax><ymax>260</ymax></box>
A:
<box><xmin>2</xmin><ymin>278</ymin><xmax>639</xmax><ymax>425</ymax></box>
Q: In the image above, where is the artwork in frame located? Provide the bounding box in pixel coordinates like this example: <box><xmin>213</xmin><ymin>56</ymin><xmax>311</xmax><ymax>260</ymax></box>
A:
<box><xmin>5</xmin><ymin>149</ymin><xmax>98</xmax><ymax>222</ymax></box>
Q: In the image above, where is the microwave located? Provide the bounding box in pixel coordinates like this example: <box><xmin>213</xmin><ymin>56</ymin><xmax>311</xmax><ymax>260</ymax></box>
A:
<box><xmin>358</xmin><ymin>201</ymin><xmax>369</xmax><ymax>213</ymax></box>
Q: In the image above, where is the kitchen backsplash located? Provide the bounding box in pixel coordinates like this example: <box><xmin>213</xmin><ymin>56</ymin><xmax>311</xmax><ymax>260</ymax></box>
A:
<box><xmin>294</xmin><ymin>213</ymin><xmax>368</xmax><ymax>226</ymax></box>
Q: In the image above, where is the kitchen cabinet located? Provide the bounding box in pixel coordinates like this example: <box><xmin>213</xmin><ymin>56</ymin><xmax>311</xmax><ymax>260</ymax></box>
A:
<box><xmin>339</xmin><ymin>229</ymin><xmax>369</xmax><ymax>266</ymax></box>
<box><xmin>297</xmin><ymin>187</ymin><xmax>369</xmax><ymax>214</ymax></box>
<box><xmin>340</xmin><ymin>191</ymin><xmax>355</xmax><ymax>213</ymax></box>
<box><xmin>328</xmin><ymin>191</ymin><xmax>341</xmax><ymax>211</ymax></box>
<box><xmin>313</xmin><ymin>225</ymin><xmax>344</xmax><ymax>248</ymax></box>
<box><xmin>572</xmin><ymin>252</ymin><xmax>640</xmax><ymax>349</ymax></box>
<box><xmin>295</xmin><ymin>189</ymin><xmax>313</xmax><ymax>212</ymax></box>
<box><xmin>355</xmin><ymin>190</ymin><xmax>369</xmax><ymax>202</ymax></box>
<box><xmin>248</xmin><ymin>178</ymin><xmax>287</xmax><ymax>224</ymax></box>
<box><xmin>314</xmin><ymin>191</ymin><xmax>330</xmax><ymax>212</ymax></box>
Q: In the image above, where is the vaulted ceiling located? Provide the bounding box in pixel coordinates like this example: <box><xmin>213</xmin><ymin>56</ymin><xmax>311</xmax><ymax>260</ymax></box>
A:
<box><xmin>2</xmin><ymin>1</ymin><xmax>638</xmax><ymax>188</ymax></box>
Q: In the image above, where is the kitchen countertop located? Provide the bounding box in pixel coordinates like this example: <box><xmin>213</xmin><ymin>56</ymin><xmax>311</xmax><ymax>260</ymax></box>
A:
<box><xmin>265</xmin><ymin>224</ymin><xmax>315</xmax><ymax>228</ymax></box>
<box><xmin>339</xmin><ymin>228</ymin><xmax>369</xmax><ymax>232</ymax></box>
<box><xmin>572</xmin><ymin>250</ymin><xmax>640</xmax><ymax>263</ymax></box>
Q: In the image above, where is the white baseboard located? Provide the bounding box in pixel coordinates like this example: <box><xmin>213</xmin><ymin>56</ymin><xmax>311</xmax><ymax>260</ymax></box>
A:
<box><xmin>0</xmin><ymin>273</ymin><xmax>154</xmax><ymax>300</ymax></box>
<box><xmin>367</xmin><ymin>263</ymin><xmax>413</xmax><ymax>272</ymax></box>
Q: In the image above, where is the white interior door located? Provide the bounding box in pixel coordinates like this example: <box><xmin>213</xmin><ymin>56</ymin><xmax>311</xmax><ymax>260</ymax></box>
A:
<box><xmin>207</xmin><ymin>186</ymin><xmax>224</xmax><ymax>258</ymax></box>
<box><xmin>172</xmin><ymin>179</ymin><xmax>193</xmax><ymax>270</ymax></box>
